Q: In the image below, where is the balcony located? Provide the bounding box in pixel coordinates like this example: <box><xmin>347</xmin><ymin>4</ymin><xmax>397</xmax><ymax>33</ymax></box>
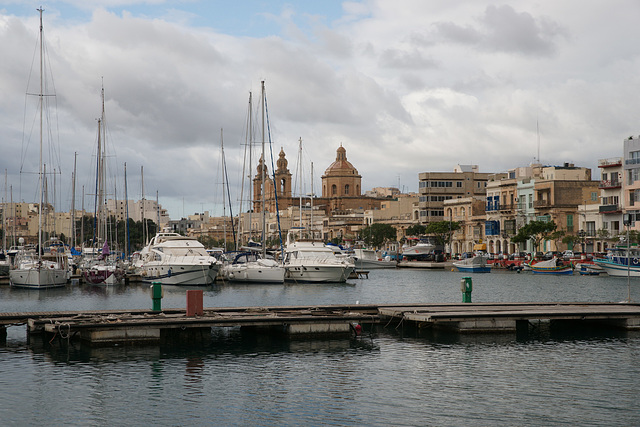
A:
<box><xmin>598</xmin><ymin>158</ymin><xmax>622</xmax><ymax>168</ymax></box>
<box><xmin>499</xmin><ymin>203</ymin><xmax>516</xmax><ymax>211</ymax></box>
<box><xmin>533</xmin><ymin>200</ymin><xmax>550</xmax><ymax>208</ymax></box>
<box><xmin>599</xmin><ymin>180</ymin><xmax>621</xmax><ymax>189</ymax></box>
<box><xmin>599</xmin><ymin>204</ymin><xmax>622</xmax><ymax>214</ymax></box>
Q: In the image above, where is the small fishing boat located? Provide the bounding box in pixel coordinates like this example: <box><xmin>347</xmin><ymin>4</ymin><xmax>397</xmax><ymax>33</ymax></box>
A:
<box><xmin>575</xmin><ymin>263</ymin><xmax>602</xmax><ymax>276</ymax></box>
<box><xmin>453</xmin><ymin>254</ymin><xmax>491</xmax><ymax>273</ymax></box>
<box><xmin>527</xmin><ymin>257</ymin><xmax>573</xmax><ymax>275</ymax></box>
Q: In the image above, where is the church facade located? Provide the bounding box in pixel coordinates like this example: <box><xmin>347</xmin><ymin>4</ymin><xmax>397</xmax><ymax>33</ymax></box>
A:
<box><xmin>252</xmin><ymin>145</ymin><xmax>383</xmax><ymax>216</ymax></box>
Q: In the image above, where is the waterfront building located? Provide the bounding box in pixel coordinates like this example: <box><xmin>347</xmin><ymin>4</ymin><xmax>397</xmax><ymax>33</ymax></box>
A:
<box><xmin>444</xmin><ymin>196</ymin><xmax>486</xmax><ymax>255</ymax></box>
<box><xmin>595</xmin><ymin>157</ymin><xmax>623</xmax><ymax>252</ymax></box>
<box><xmin>533</xmin><ymin>163</ymin><xmax>599</xmax><ymax>252</ymax></box>
<box><xmin>623</xmin><ymin>136</ymin><xmax>640</xmax><ymax>232</ymax></box>
<box><xmin>418</xmin><ymin>165</ymin><xmax>501</xmax><ymax>225</ymax></box>
<box><xmin>106</xmin><ymin>198</ymin><xmax>170</xmax><ymax>226</ymax></box>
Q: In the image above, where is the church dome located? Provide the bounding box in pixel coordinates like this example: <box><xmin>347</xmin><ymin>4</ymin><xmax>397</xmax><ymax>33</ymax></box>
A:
<box><xmin>324</xmin><ymin>145</ymin><xmax>358</xmax><ymax>175</ymax></box>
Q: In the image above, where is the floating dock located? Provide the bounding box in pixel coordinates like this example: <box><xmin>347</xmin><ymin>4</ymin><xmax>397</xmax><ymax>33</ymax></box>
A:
<box><xmin>1</xmin><ymin>302</ymin><xmax>639</xmax><ymax>345</ymax></box>
<box><xmin>378</xmin><ymin>302</ymin><xmax>640</xmax><ymax>333</ymax></box>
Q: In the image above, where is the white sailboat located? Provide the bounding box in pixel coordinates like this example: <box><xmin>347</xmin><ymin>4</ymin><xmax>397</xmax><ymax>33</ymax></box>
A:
<box><xmin>10</xmin><ymin>8</ymin><xmax>67</xmax><ymax>288</ymax></box>
<box><xmin>80</xmin><ymin>84</ymin><xmax>125</xmax><ymax>285</ymax></box>
<box><xmin>221</xmin><ymin>81</ymin><xmax>285</xmax><ymax>284</ymax></box>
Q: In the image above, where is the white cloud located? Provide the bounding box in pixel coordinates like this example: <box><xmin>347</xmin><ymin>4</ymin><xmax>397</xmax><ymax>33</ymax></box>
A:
<box><xmin>1</xmin><ymin>1</ymin><xmax>639</xmax><ymax>219</ymax></box>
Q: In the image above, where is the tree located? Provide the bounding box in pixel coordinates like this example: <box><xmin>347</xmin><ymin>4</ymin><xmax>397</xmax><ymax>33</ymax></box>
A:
<box><xmin>360</xmin><ymin>223</ymin><xmax>397</xmax><ymax>248</ymax></box>
<box><xmin>424</xmin><ymin>220</ymin><xmax>461</xmax><ymax>248</ymax></box>
<box><xmin>511</xmin><ymin>220</ymin><xmax>557</xmax><ymax>252</ymax></box>
<box><xmin>562</xmin><ymin>234</ymin><xmax>581</xmax><ymax>249</ymax></box>
<box><xmin>406</xmin><ymin>224</ymin><xmax>426</xmax><ymax>236</ymax></box>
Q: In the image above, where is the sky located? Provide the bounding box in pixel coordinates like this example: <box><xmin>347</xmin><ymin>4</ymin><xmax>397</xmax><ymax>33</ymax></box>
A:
<box><xmin>1</xmin><ymin>1</ymin><xmax>639</xmax><ymax>220</ymax></box>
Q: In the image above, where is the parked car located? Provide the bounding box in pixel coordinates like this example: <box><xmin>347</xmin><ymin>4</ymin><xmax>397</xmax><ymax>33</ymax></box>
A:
<box><xmin>543</xmin><ymin>251</ymin><xmax>562</xmax><ymax>260</ymax></box>
<box><xmin>562</xmin><ymin>250</ymin><xmax>574</xmax><ymax>260</ymax></box>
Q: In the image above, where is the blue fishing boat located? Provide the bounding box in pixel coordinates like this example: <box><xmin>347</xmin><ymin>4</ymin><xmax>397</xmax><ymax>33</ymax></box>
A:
<box><xmin>594</xmin><ymin>246</ymin><xmax>640</xmax><ymax>277</ymax></box>
<box><xmin>527</xmin><ymin>257</ymin><xmax>573</xmax><ymax>275</ymax></box>
<box><xmin>453</xmin><ymin>254</ymin><xmax>491</xmax><ymax>273</ymax></box>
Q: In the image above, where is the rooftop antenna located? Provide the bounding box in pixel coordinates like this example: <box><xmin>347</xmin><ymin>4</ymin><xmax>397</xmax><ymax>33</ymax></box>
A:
<box><xmin>536</xmin><ymin>118</ymin><xmax>540</xmax><ymax>163</ymax></box>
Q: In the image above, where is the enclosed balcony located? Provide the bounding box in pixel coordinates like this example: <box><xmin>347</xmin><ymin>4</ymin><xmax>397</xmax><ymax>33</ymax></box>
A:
<box><xmin>599</xmin><ymin>179</ymin><xmax>621</xmax><ymax>189</ymax></box>
<box><xmin>599</xmin><ymin>204</ymin><xmax>622</xmax><ymax>214</ymax></box>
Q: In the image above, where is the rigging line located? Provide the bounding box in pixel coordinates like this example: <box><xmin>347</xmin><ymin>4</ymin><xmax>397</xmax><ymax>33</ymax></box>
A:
<box><xmin>222</xmin><ymin>135</ymin><xmax>236</xmax><ymax>248</ymax></box>
<box><xmin>263</xmin><ymin>92</ymin><xmax>284</xmax><ymax>257</ymax></box>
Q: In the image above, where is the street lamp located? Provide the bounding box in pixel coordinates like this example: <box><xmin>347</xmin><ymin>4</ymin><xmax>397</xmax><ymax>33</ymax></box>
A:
<box><xmin>578</xmin><ymin>229</ymin><xmax>587</xmax><ymax>254</ymax></box>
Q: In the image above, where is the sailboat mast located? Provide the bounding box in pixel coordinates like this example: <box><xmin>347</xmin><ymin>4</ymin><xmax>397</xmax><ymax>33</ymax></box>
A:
<box><xmin>71</xmin><ymin>152</ymin><xmax>76</xmax><ymax>248</ymax></box>
<box><xmin>81</xmin><ymin>185</ymin><xmax>85</xmax><ymax>247</ymax></box>
<box><xmin>3</xmin><ymin>169</ymin><xmax>6</xmax><ymax>254</ymax></box>
<box><xmin>261</xmin><ymin>81</ymin><xmax>267</xmax><ymax>258</ymax></box>
<box><xmin>221</xmin><ymin>128</ymin><xmax>227</xmax><ymax>251</ymax></box>
<box><xmin>37</xmin><ymin>7</ymin><xmax>44</xmax><ymax>262</ymax></box>
<box><xmin>298</xmin><ymin>137</ymin><xmax>303</xmax><ymax>231</ymax></box>
<box><xmin>124</xmin><ymin>162</ymin><xmax>130</xmax><ymax>259</ymax></box>
<box><xmin>310</xmin><ymin>161</ymin><xmax>314</xmax><ymax>239</ymax></box>
<box><xmin>249</xmin><ymin>92</ymin><xmax>253</xmax><ymax>246</ymax></box>
<box><xmin>141</xmin><ymin>166</ymin><xmax>146</xmax><ymax>243</ymax></box>
<box><xmin>101</xmin><ymin>85</ymin><xmax>108</xmax><ymax>246</ymax></box>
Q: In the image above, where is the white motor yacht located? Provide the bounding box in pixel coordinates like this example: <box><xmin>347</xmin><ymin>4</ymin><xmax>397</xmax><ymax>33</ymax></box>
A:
<box><xmin>283</xmin><ymin>235</ymin><xmax>355</xmax><ymax>283</ymax></box>
<box><xmin>139</xmin><ymin>232</ymin><xmax>220</xmax><ymax>285</ymax></box>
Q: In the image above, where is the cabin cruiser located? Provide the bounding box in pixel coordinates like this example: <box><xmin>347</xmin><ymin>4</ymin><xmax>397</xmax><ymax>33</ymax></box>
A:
<box><xmin>283</xmin><ymin>233</ymin><xmax>355</xmax><ymax>283</ymax></box>
<box><xmin>401</xmin><ymin>238</ymin><xmax>436</xmax><ymax>259</ymax></box>
<box><xmin>139</xmin><ymin>232</ymin><xmax>220</xmax><ymax>285</ymax></box>
<box><xmin>351</xmin><ymin>247</ymin><xmax>395</xmax><ymax>269</ymax></box>
<box><xmin>220</xmin><ymin>249</ymin><xmax>285</xmax><ymax>284</ymax></box>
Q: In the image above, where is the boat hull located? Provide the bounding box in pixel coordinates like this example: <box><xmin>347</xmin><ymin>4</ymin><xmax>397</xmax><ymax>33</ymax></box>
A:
<box><xmin>284</xmin><ymin>265</ymin><xmax>355</xmax><ymax>283</ymax></box>
<box><xmin>223</xmin><ymin>263</ymin><xmax>285</xmax><ymax>284</ymax></box>
<box><xmin>83</xmin><ymin>266</ymin><xmax>124</xmax><ymax>285</ymax></box>
<box><xmin>594</xmin><ymin>259</ymin><xmax>640</xmax><ymax>277</ymax></box>
<box><xmin>529</xmin><ymin>266</ymin><xmax>573</xmax><ymax>275</ymax></box>
<box><xmin>453</xmin><ymin>265</ymin><xmax>491</xmax><ymax>273</ymax></box>
<box><xmin>141</xmin><ymin>263</ymin><xmax>219</xmax><ymax>285</ymax></box>
<box><xmin>10</xmin><ymin>267</ymin><xmax>67</xmax><ymax>288</ymax></box>
<box><xmin>354</xmin><ymin>259</ymin><xmax>396</xmax><ymax>269</ymax></box>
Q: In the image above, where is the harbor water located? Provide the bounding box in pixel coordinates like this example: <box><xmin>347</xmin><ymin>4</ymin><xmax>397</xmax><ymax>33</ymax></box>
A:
<box><xmin>1</xmin><ymin>269</ymin><xmax>639</xmax><ymax>426</ymax></box>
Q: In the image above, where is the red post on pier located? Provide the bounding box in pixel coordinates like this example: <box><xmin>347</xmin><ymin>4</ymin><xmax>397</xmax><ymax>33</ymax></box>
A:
<box><xmin>186</xmin><ymin>290</ymin><xmax>203</xmax><ymax>317</ymax></box>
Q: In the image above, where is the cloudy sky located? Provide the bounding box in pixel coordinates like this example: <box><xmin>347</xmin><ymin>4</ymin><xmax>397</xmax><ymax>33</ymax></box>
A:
<box><xmin>1</xmin><ymin>1</ymin><xmax>639</xmax><ymax>220</ymax></box>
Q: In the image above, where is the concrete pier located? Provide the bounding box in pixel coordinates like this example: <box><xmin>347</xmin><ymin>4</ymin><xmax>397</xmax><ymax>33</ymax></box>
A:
<box><xmin>2</xmin><ymin>302</ymin><xmax>640</xmax><ymax>345</ymax></box>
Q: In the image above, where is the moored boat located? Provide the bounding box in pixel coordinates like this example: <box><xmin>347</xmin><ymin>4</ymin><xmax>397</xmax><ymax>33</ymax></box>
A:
<box><xmin>453</xmin><ymin>254</ymin><xmax>491</xmax><ymax>273</ymax></box>
<box><xmin>283</xmin><ymin>232</ymin><xmax>355</xmax><ymax>283</ymax></box>
<box><xmin>221</xmin><ymin>250</ymin><xmax>285</xmax><ymax>284</ymax></box>
<box><xmin>594</xmin><ymin>246</ymin><xmax>640</xmax><ymax>276</ymax></box>
<box><xmin>527</xmin><ymin>257</ymin><xmax>573</xmax><ymax>275</ymax></box>
<box><xmin>351</xmin><ymin>248</ymin><xmax>396</xmax><ymax>269</ymax></box>
<box><xmin>402</xmin><ymin>238</ymin><xmax>436</xmax><ymax>259</ymax></box>
<box><xmin>139</xmin><ymin>232</ymin><xmax>220</xmax><ymax>285</ymax></box>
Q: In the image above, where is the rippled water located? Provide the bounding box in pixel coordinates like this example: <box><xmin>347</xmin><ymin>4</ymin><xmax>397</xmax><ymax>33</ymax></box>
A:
<box><xmin>1</xmin><ymin>269</ymin><xmax>640</xmax><ymax>426</ymax></box>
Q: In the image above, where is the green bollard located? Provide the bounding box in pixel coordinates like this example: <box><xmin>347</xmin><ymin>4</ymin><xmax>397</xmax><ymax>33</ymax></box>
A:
<box><xmin>461</xmin><ymin>277</ymin><xmax>472</xmax><ymax>303</ymax></box>
<box><xmin>151</xmin><ymin>282</ymin><xmax>163</xmax><ymax>312</ymax></box>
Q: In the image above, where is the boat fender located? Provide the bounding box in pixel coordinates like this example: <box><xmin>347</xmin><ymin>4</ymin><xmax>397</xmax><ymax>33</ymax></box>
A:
<box><xmin>168</xmin><ymin>268</ymin><xmax>172</xmax><ymax>277</ymax></box>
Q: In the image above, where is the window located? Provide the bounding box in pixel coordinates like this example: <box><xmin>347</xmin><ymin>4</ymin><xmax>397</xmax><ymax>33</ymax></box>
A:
<box><xmin>456</xmin><ymin>181</ymin><xmax>462</xmax><ymax>188</ymax></box>
<box><xmin>591</xmin><ymin>192</ymin><xmax>597</xmax><ymax>201</ymax></box>
<box><xmin>567</xmin><ymin>214</ymin><xmax>573</xmax><ymax>233</ymax></box>
<box><xmin>331</xmin><ymin>184</ymin><xmax>337</xmax><ymax>195</ymax></box>
<box><xmin>344</xmin><ymin>184</ymin><xmax>350</xmax><ymax>195</ymax></box>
